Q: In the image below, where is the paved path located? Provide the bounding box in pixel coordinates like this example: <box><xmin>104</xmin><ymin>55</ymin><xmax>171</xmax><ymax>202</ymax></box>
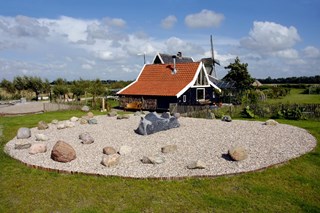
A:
<box><xmin>0</xmin><ymin>102</ymin><xmax>46</xmax><ymax>114</ymax></box>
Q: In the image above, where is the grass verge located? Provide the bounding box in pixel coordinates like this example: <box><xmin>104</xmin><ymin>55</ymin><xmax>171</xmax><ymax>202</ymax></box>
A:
<box><xmin>0</xmin><ymin>111</ymin><xmax>319</xmax><ymax>212</ymax></box>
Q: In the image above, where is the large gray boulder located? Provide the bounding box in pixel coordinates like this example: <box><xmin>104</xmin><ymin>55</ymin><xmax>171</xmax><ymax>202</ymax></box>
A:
<box><xmin>135</xmin><ymin>112</ymin><xmax>180</xmax><ymax>135</ymax></box>
<box><xmin>17</xmin><ymin>127</ymin><xmax>31</xmax><ymax>139</ymax></box>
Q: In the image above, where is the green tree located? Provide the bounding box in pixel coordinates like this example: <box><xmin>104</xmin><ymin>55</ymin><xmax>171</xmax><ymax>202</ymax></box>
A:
<box><xmin>0</xmin><ymin>79</ymin><xmax>16</xmax><ymax>94</ymax></box>
<box><xmin>88</xmin><ymin>79</ymin><xmax>105</xmax><ymax>108</ymax></box>
<box><xmin>223</xmin><ymin>57</ymin><xmax>254</xmax><ymax>92</ymax></box>
<box><xmin>26</xmin><ymin>76</ymin><xmax>44</xmax><ymax>101</ymax></box>
<box><xmin>52</xmin><ymin>78</ymin><xmax>69</xmax><ymax>102</ymax></box>
<box><xmin>70</xmin><ymin>79</ymin><xmax>88</xmax><ymax>101</ymax></box>
<box><xmin>13</xmin><ymin>76</ymin><xmax>28</xmax><ymax>95</ymax></box>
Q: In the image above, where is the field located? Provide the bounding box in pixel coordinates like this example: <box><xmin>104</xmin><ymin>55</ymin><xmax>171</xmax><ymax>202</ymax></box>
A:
<box><xmin>264</xmin><ymin>88</ymin><xmax>320</xmax><ymax>104</ymax></box>
<box><xmin>0</xmin><ymin>110</ymin><xmax>319</xmax><ymax>212</ymax></box>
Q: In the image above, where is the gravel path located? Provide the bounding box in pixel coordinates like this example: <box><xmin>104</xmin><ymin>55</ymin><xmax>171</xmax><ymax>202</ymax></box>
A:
<box><xmin>0</xmin><ymin>102</ymin><xmax>45</xmax><ymax>114</ymax></box>
<box><xmin>4</xmin><ymin>115</ymin><xmax>317</xmax><ymax>178</ymax></box>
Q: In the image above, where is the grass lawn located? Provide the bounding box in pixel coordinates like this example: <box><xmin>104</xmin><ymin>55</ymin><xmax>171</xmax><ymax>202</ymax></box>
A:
<box><xmin>0</xmin><ymin>111</ymin><xmax>319</xmax><ymax>212</ymax></box>
<box><xmin>264</xmin><ymin>88</ymin><xmax>320</xmax><ymax>104</ymax></box>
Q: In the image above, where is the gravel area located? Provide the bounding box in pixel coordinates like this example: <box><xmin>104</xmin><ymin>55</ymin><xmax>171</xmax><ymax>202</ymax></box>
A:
<box><xmin>4</xmin><ymin>114</ymin><xmax>317</xmax><ymax>178</ymax></box>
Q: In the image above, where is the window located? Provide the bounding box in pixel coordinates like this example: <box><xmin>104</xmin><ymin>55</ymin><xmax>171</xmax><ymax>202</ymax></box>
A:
<box><xmin>183</xmin><ymin>95</ymin><xmax>186</xmax><ymax>102</ymax></box>
<box><xmin>196</xmin><ymin>88</ymin><xmax>205</xmax><ymax>101</ymax></box>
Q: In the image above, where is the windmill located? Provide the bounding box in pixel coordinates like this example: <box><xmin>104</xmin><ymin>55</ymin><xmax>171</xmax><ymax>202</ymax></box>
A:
<box><xmin>209</xmin><ymin>35</ymin><xmax>220</xmax><ymax>78</ymax></box>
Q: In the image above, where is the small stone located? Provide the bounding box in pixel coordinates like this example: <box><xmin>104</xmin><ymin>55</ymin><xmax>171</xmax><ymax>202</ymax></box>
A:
<box><xmin>79</xmin><ymin>118</ymin><xmax>88</xmax><ymax>124</ymax></box>
<box><xmin>101</xmin><ymin>154</ymin><xmax>120</xmax><ymax>167</ymax></box>
<box><xmin>38</xmin><ymin>121</ymin><xmax>49</xmax><ymax>130</ymax></box>
<box><xmin>117</xmin><ymin>114</ymin><xmax>130</xmax><ymax>119</ymax></box>
<box><xmin>134</xmin><ymin>111</ymin><xmax>142</xmax><ymax>116</ymax></box>
<box><xmin>79</xmin><ymin>132</ymin><xmax>94</xmax><ymax>144</ymax></box>
<box><xmin>221</xmin><ymin>115</ymin><xmax>232</xmax><ymax>122</ymax></box>
<box><xmin>51</xmin><ymin>140</ymin><xmax>77</xmax><ymax>163</ymax></box>
<box><xmin>14</xmin><ymin>141</ymin><xmax>31</xmax><ymax>149</ymax></box>
<box><xmin>70</xmin><ymin>116</ymin><xmax>79</xmax><ymax>122</ymax></box>
<box><xmin>161</xmin><ymin>144</ymin><xmax>177</xmax><ymax>153</ymax></box>
<box><xmin>29</xmin><ymin>143</ymin><xmax>47</xmax><ymax>155</ymax></box>
<box><xmin>88</xmin><ymin>118</ymin><xmax>98</xmax><ymax>124</ymax></box>
<box><xmin>187</xmin><ymin>160</ymin><xmax>206</xmax><ymax>169</ymax></box>
<box><xmin>107</xmin><ymin>111</ymin><xmax>117</xmax><ymax>117</ymax></box>
<box><xmin>228</xmin><ymin>147</ymin><xmax>248</xmax><ymax>161</ymax></box>
<box><xmin>173</xmin><ymin>112</ymin><xmax>181</xmax><ymax>119</ymax></box>
<box><xmin>51</xmin><ymin>119</ymin><xmax>59</xmax><ymax>124</ymax></box>
<box><xmin>118</xmin><ymin>145</ymin><xmax>132</xmax><ymax>155</ymax></box>
<box><xmin>65</xmin><ymin>121</ymin><xmax>75</xmax><ymax>128</ymax></box>
<box><xmin>103</xmin><ymin>146</ymin><xmax>117</xmax><ymax>155</ymax></box>
<box><xmin>265</xmin><ymin>119</ymin><xmax>278</xmax><ymax>126</ymax></box>
<box><xmin>35</xmin><ymin>133</ymin><xmax>49</xmax><ymax>141</ymax></box>
<box><xmin>56</xmin><ymin>122</ymin><xmax>66</xmax><ymax>130</ymax></box>
<box><xmin>87</xmin><ymin>112</ymin><xmax>94</xmax><ymax>118</ymax></box>
<box><xmin>81</xmin><ymin>105</ymin><xmax>90</xmax><ymax>112</ymax></box>
<box><xmin>141</xmin><ymin>155</ymin><xmax>165</xmax><ymax>164</ymax></box>
<box><xmin>17</xmin><ymin>127</ymin><xmax>31</xmax><ymax>139</ymax></box>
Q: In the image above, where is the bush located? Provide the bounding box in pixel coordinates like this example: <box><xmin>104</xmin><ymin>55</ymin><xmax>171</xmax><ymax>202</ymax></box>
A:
<box><xmin>241</xmin><ymin>106</ymin><xmax>255</xmax><ymax>118</ymax></box>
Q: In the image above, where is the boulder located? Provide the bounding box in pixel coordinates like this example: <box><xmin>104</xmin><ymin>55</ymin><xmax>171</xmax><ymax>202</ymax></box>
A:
<box><xmin>88</xmin><ymin>118</ymin><xmax>98</xmax><ymax>124</ymax></box>
<box><xmin>141</xmin><ymin>155</ymin><xmax>165</xmax><ymax>164</ymax></box>
<box><xmin>51</xmin><ymin>140</ymin><xmax>76</xmax><ymax>163</ymax></box>
<box><xmin>70</xmin><ymin>116</ymin><xmax>79</xmax><ymax>122</ymax></box>
<box><xmin>29</xmin><ymin>143</ymin><xmax>47</xmax><ymax>155</ymax></box>
<box><xmin>65</xmin><ymin>121</ymin><xmax>75</xmax><ymax>128</ymax></box>
<box><xmin>79</xmin><ymin>118</ymin><xmax>88</xmax><ymax>125</ymax></box>
<box><xmin>14</xmin><ymin>141</ymin><xmax>31</xmax><ymax>149</ymax></box>
<box><xmin>81</xmin><ymin>105</ymin><xmax>90</xmax><ymax>112</ymax></box>
<box><xmin>101</xmin><ymin>154</ymin><xmax>120</xmax><ymax>167</ymax></box>
<box><xmin>38</xmin><ymin>121</ymin><xmax>49</xmax><ymax>130</ymax></box>
<box><xmin>135</xmin><ymin>112</ymin><xmax>180</xmax><ymax>135</ymax></box>
<box><xmin>161</xmin><ymin>144</ymin><xmax>177</xmax><ymax>153</ymax></box>
<box><xmin>79</xmin><ymin>132</ymin><xmax>94</xmax><ymax>144</ymax></box>
<box><xmin>221</xmin><ymin>115</ymin><xmax>232</xmax><ymax>122</ymax></box>
<box><xmin>35</xmin><ymin>133</ymin><xmax>49</xmax><ymax>141</ymax></box>
<box><xmin>228</xmin><ymin>147</ymin><xmax>248</xmax><ymax>161</ymax></box>
<box><xmin>103</xmin><ymin>146</ymin><xmax>117</xmax><ymax>155</ymax></box>
<box><xmin>187</xmin><ymin>160</ymin><xmax>206</xmax><ymax>169</ymax></box>
<box><xmin>118</xmin><ymin>145</ymin><xmax>132</xmax><ymax>155</ymax></box>
<box><xmin>87</xmin><ymin>112</ymin><xmax>94</xmax><ymax>118</ymax></box>
<box><xmin>108</xmin><ymin>111</ymin><xmax>117</xmax><ymax>117</ymax></box>
<box><xmin>265</xmin><ymin>119</ymin><xmax>278</xmax><ymax>126</ymax></box>
<box><xmin>17</xmin><ymin>127</ymin><xmax>31</xmax><ymax>139</ymax></box>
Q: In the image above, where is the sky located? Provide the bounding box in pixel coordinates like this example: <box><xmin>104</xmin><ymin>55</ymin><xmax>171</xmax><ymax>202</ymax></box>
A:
<box><xmin>0</xmin><ymin>0</ymin><xmax>319</xmax><ymax>81</ymax></box>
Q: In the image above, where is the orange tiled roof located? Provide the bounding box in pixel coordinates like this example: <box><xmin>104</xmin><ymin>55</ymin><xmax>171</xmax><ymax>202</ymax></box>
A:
<box><xmin>118</xmin><ymin>62</ymin><xmax>200</xmax><ymax>96</ymax></box>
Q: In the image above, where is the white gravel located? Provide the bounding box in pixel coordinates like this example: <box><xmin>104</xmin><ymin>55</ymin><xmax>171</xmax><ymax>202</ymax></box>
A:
<box><xmin>4</xmin><ymin>114</ymin><xmax>317</xmax><ymax>178</ymax></box>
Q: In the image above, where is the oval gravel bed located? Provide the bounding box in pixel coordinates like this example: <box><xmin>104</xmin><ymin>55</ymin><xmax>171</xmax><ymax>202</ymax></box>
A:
<box><xmin>4</xmin><ymin>115</ymin><xmax>317</xmax><ymax>179</ymax></box>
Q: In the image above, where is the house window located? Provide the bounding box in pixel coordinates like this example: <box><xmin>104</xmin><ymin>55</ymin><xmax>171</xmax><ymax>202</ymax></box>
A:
<box><xmin>196</xmin><ymin>88</ymin><xmax>205</xmax><ymax>101</ymax></box>
<box><xmin>183</xmin><ymin>95</ymin><xmax>186</xmax><ymax>102</ymax></box>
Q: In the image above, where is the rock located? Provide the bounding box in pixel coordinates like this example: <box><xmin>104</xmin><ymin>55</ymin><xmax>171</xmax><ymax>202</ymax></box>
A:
<box><xmin>221</xmin><ymin>115</ymin><xmax>232</xmax><ymax>122</ymax></box>
<box><xmin>161</xmin><ymin>144</ymin><xmax>177</xmax><ymax>153</ymax></box>
<box><xmin>228</xmin><ymin>147</ymin><xmax>248</xmax><ymax>161</ymax></box>
<box><xmin>65</xmin><ymin>121</ymin><xmax>75</xmax><ymax>128</ymax></box>
<box><xmin>108</xmin><ymin>111</ymin><xmax>117</xmax><ymax>117</ymax></box>
<box><xmin>79</xmin><ymin>132</ymin><xmax>94</xmax><ymax>144</ymax></box>
<box><xmin>87</xmin><ymin>112</ymin><xmax>94</xmax><ymax>118</ymax></box>
<box><xmin>79</xmin><ymin>118</ymin><xmax>88</xmax><ymax>124</ymax></box>
<box><xmin>81</xmin><ymin>105</ymin><xmax>90</xmax><ymax>112</ymax></box>
<box><xmin>35</xmin><ymin>133</ymin><xmax>49</xmax><ymax>141</ymax></box>
<box><xmin>51</xmin><ymin>119</ymin><xmax>59</xmax><ymax>124</ymax></box>
<box><xmin>134</xmin><ymin>111</ymin><xmax>142</xmax><ymax>116</ymax></box>
<box><xmin>135</xmin><ymin>112</ymin><xmax>180</xmax><ymax>135</ymax></box>
<box><xmin>14</xmin><ymin>141</ymin><xmax>31</xmax><ymax>149</ymax></box>
<box><xmin>187</xmin><ymin>160</ymin><xmax>206</xmax><ymax>169</ymax></box>
<box><xmin>29</xmin><ymin>143</ymin><xmax>47</xmax><ymax>155</ymax></box>
<box><xmin>265</xmin><ymin>119</ymin><xmax>278</xmax><ymax>126</ymax></box>
<box><xmin>161</xmin><ymin>112</ymin><xmax>170</xmax><ymax>119</ymax></box>
<box><xmin>173</xmin><ymin>112</ymin><xmax>181</xmax><ymax>119</ymax></box>
<box><xmin>17</xmin><ymin>127</ymin><xmax>31</xmax><ymax>139</ymax></box>
<box><xmin>101</xmin><ymin>154</ymin><xmax>120</xmax><ymax>167</ymax></box>
<box><xmin>117</xmin><ymin>114</ymin><xmax>130</xmax><ymax>119</ymax></box>
<box><xmin>56</xmin><ymin>122</ymin><xmax>66</xmax><ymax>130</ymax></box>
<box><xmin>70</xmin><ymin>116</ymin><xmax>79</xmax><ymax>122</ymax></box>
<box><xmin>88</xmin><ymin>118</ymin><xmax>98</xmax><ymax>124</ymax></box>
<box><xmin>103</xmin><ymin>146</ymin><xmax>117</xmax><ymax>155</ymax></box>
<box><xmin>38</xmin><ymin>121</ymin><xmax>49</xmax><ymax>130</ymax></box>
<box><xmin>118</xmin><ymin>145</ymin><xmax>132</xmax><ymax>155</ymax></box>
<box><xmin>141</xmin><ymin>155</ymin><xmax>165</xmax><ymax>164</ymax></box>
<box><xmin>51</xmin><ymin>140</ymin><xmax>76</xmax><ymax>163</ymax></box>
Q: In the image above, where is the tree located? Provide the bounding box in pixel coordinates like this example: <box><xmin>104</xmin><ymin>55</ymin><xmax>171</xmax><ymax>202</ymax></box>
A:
<box><xmin>70</xmin><ymin>79</ymin><xmax>88</xmax><ymax>101</ymax></box>
<box><xmin>52</xmin><ymin>78</ymin><xmax>69</xmax><ymax>102</ymax></box>
<box><xmin>223</xmin><ymin>57</ymin><xmax>254</xmax><ymax>92</ymax></box>
<box><xmin>26</xmin><ymin>76</ymin><xmax>44</xmax><ymax>101</ymax></box>
<box><xmin>0</xmin><ymin>79</ymin><xmax>16</xmax><ymax>94</ymax></box>
<box><xmin>88</xmin><ymin>79</ymin><xmax>105</xmax><ymax>108</ymax></box>
<box><xmin>13</xmin><ymin>76</ymin><xmax>28</xmax><ymax>95</ymax></box>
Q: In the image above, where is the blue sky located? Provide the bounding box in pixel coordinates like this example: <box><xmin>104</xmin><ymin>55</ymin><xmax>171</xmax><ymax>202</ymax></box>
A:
<box><xmin>0</xmin><ymin>0</ymin><xmax>319</xmax><ymax>81</ymax></box>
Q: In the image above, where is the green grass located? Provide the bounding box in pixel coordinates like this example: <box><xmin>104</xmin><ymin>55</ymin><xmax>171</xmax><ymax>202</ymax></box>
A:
<box><xmin>265</xmin><ymin>88</ymin><xmax>320</xmax><ymax>104</ymax></box>
<box><xmin>0</xmin><ymin>111</ymin><xmax>319</xmax><ymax>212</ymax></box>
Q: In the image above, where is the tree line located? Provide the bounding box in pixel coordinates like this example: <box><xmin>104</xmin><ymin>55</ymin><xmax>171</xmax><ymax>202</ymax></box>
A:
<box><xmin>258</xmin><ymin>75</ymin><xmax>320</xmax><ymax>84</ymax></box>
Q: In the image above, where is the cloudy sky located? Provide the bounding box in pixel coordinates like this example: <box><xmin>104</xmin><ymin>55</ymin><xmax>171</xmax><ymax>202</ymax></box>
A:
<box><xmin>0</xmin><ymin>0</ymin><xmax>319</xmax><ymax>81</ymax></box>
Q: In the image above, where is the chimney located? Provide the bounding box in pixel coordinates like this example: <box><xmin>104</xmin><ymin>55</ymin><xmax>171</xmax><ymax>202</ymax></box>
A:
<box><xmin>177</xmin><ymin>52</ymin><xmax>182</xmax><ymax>58</ymax></box>
<box><xmin>172</xmin><ymin>55</ymin><xmax>177</xmax><ymax>74</ymax></box>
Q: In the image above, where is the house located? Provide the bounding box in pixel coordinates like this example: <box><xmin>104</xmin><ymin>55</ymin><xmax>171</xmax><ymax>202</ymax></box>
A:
<box><xmin>117</xmin><ymin>53</ymin><xmax>221</xmax><ymax>111</ymax></box>
<box><xmin>153</xmin><ymin>52</ymin><xmax>194</xmax><ymax>64</ymax></box>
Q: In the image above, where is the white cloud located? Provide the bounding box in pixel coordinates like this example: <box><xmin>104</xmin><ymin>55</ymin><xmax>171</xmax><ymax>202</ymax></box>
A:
<box><xmin>161</xmin><ymin>15</ymin><xmax>177</xmax><ymax>29</ymax></box>
<box><xmin>273</xmin><ymin>48</ymin><xmax>299</xmax><ymax>59</ymax></box>
<box><xmin>185</xmin><ymin>10</ymin><xmax>224</xmax><ymax>28</ymax></box>
<box><xmin>303</xmin><ymin>46</ymin><xmax>320</xmax><ymax>58</ymax></box>
<box><xmin>102</xmin><ymin>17</ymin><xmax>126</xmax><ymax>28</ymax></box>
<box><xmin>240</xmin><ymin>21</ymin><xmax>301</xmax><ymax>53</ymax></box>
<box><xmin>81</xmin><ymin>64</ymin><xmax>93</xmax><ymax>70</ymax></box>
